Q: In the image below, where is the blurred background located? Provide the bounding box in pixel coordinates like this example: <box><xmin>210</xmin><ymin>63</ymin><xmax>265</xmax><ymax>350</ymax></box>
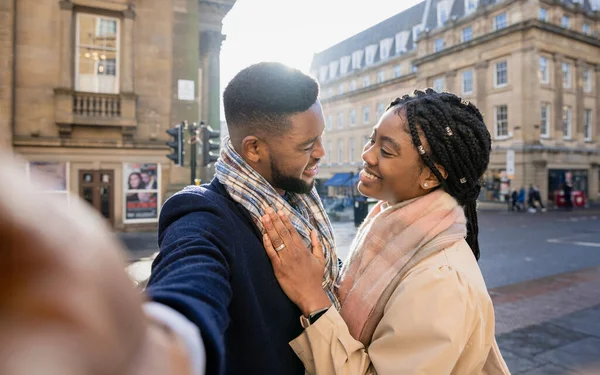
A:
<box><xmin>2</xmin><ymin>0</ymin><xmax>600</xmax><ymax>374</ymax></box>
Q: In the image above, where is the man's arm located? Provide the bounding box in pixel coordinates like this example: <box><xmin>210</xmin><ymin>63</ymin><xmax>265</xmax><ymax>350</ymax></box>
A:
<box><xmin>145</xmin><ymin>191</ymin><xmax>235</xmax><ymax>375</ymax></box>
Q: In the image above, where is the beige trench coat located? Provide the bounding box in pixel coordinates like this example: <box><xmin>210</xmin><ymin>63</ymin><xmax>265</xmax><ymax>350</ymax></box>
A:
<box><xmin>290</xmin><ymin>239</ymin><xmax>511</xmax><ymax>375</ymax></box>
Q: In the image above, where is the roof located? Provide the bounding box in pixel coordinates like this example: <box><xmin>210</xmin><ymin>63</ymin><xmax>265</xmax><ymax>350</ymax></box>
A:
<box><xmin>310</xmin><ymin>1</ymin><xmax>426</xmax><ymax>70</ymax></box>
<box><xmin>324</xmin><ymin>172</ymin><xmax>354</xmax><ymax>187</ymax></box>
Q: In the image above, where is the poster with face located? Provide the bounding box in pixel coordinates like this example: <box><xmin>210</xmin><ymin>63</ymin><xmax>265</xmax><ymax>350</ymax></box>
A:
<box><xmin>29</xmin><ymin>162</ymin><xmax>68</xmax><ymax>191</ymax></box>
<box><xmin>124</xmin><ymin>163</ymin><xmax>159</xmax><ymax>221</ymax></box>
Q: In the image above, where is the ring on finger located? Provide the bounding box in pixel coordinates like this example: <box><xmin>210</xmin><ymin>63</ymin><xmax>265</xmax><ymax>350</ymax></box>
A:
<box><xmin>274</xmin><ymin>243</ymin><xmax>286</xmax><ymax>252</ymax></box>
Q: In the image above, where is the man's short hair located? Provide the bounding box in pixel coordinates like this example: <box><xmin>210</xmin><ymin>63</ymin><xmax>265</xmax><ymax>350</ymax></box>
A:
<box><xmin>223</xmin><ymin>62</ymin><xmax>319</xmax><ymax>137</ymax></box>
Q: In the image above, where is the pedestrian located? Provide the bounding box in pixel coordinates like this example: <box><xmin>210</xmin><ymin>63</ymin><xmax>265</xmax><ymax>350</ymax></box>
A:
<box><xmin>527</xmin><ymin>184</ymin><xmax>537</xmax><ymax>213</ymax></box>
<box><xmin>533</xmin><ymin>185</ymin><xmax>546</xmax><ymax>212</ymax></box>
<box><xmin>261</xmin><ymin>89</ymin><xmax>510</xmax><ymax>374</ymax></box>
<box><xmin>511</xmin><ymin>189</ymin><xmax>519</xmax><ymax>211</ymax></box>
<box><xmin>517</xmin><ymin>186</ymin><xmax>526</xmax><ymax>211</ymax></box>
<box><xmin>564</xmin><ymin>182</ymin><xmax>573</xmax><ymax>211</ymax></box>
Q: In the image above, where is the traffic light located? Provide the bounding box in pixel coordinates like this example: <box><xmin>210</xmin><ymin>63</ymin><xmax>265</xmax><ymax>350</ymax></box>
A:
<box><xmin>166</xmin><ymin>124</ymin><xmax>184</xmax><ymax>166</ymax></box>
<box><xmin>200</xmin><ymin>125</ymin><xmax>220</xmax><ymax>167</ymax></box>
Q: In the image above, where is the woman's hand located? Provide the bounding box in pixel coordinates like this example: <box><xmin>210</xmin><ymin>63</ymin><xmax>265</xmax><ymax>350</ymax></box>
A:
<box><xmin>261</xmin><ymin>208</ymin><xmax>331</xmax><ymax>316</ymax></box>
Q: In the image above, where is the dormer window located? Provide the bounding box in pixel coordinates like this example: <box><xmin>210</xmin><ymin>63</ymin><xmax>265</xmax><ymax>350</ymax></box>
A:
<box><xmin>592</xmin><ymin>0</ymin><xmax>600</xmax><ymax>11</ymax></box>
<box><xmin>412</xmin><ymin>24</ymin><xmax>423</xmax><ymax>43</ymax></box>
<box><xmin>395</xmin><ymin>31</ymin><xmax>409</xmax><ymax>55</ymax></box>
<box><xmin>365</xmin><ymin>44</ymin><xmax>378</xmax><ymax>66</ymax></box>
<box><xmin>434</xmin><ymin>38</ymin><xmax>444</xmax><ymax>52</ymax></box>
<box><xmin>328</xmin><ymin>61</ymin><xmax>339</xmax><ymax>80</ymax></box>
<box><xmin>465</xmin><ymin>0</ymin><xmax>477</xmax><ymax>14</ymax></box>
<box><xmin>352</xmin><ymin>50</ymin><xmax>364</xmax><ymax>70</ymax></box>
<box><xmin>379</xmin><ymin>38</ymin><xmax>393</xmax><ymax>60</ymax></box>
<box><xmin>318</xmin><ymin>66</ymin><xmax>328</xmax><ymax>82</ymax></box>
<box><xmin>437</xmin><ymin>1</ymin><xmax>449</xmax><ymax>27</ymax></box>
<box><xmin>340</xmin><ymin>56</ymin><xmax>351</xmax><ymax>75</ymax></box>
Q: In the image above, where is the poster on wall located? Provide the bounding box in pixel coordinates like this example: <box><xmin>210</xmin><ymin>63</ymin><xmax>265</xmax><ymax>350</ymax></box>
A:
<box><xmin>29</xmin><ymin>162</ymin><xmax>68</xmax><ymax>191</ymax></box>
<box><xmin>124</xmin><ymin>163</ymin><xmax>160</xmax><ymax>221</ymax></box>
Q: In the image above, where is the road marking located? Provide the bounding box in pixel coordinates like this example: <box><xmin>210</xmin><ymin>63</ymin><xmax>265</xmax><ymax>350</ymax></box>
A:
<box><xmin>547</xmin><ymin>238</ymin><xmax>600</xmax><ymax>248</ymax></box>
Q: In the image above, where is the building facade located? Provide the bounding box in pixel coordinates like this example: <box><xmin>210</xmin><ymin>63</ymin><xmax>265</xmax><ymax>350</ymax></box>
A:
<box><xmin>311</xmin><ymin>0</ymin><xmax>600</xmax><ymax>205</ymax></box>
<box><xmin>0</xmin><ymin>0</ymin><xmax>235</xmax><ymax>230</ymax></box>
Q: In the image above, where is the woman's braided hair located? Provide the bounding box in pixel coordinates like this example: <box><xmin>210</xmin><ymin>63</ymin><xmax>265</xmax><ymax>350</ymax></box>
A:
<box><xmin>387</xmin><ymin>89</ymin><xmax>491</xmax><ymax>260</ymax></box>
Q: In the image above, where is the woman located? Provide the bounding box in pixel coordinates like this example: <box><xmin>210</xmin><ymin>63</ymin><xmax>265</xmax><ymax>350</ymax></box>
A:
<box><xmin>261</xmin><ymin>89</ymin><xmax>510</xmax><ymax>374</ymax></box>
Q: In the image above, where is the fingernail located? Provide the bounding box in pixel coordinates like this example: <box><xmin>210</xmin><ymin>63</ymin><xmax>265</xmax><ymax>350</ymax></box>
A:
<box><xmin>266</xmin><ymin>207</ymin><xmax>274</xmax><ymax>214</ymax></box>
<box><xmin>276</xmin><ymin>203</ymin><xmax>283</xmax><ymax>210</ymax></box>
<box><xmin>263</xmin><ymin>215</ymin><xmax>270</xmax><ymax>222</ymax></box>
<box><xmin>278</xmin><ymin>210</ymin><xmax>285</xmax><ymax>217</ymax></box>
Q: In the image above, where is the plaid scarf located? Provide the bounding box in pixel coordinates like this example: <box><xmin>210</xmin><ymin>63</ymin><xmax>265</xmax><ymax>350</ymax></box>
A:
<box><xmin>215</xmin><ymin>137</ymin><xmax>340</xmax><ymax>310</ymax></box>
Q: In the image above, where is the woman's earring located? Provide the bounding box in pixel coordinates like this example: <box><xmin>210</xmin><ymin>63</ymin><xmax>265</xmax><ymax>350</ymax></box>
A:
<box><xmin>423</xmin><ymin>182</ymin><xmax>429</xmax><ymax>188</ymax></box>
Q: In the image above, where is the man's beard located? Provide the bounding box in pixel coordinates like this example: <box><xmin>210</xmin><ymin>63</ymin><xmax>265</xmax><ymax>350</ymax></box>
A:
<box><xmin>270</xmin><ymin>158</ymin><xmax>314</xmax><ymax>194</ymax></box>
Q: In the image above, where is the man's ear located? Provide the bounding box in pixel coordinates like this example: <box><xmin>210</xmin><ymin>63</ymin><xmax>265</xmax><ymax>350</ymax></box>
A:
<box><xmin>421</xmin><ymin>163</ymin><xmax>448</xmax><ymax>190</ymax></box>
<box><xmin>241</xmin><ymin>136</ymin><xmax>263</xmax><ymax>163</ymax></box>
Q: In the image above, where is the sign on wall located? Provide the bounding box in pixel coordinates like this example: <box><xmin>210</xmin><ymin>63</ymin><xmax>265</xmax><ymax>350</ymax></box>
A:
<box><xmin>123</xmin><ymin>163</ymin><xmax>160</xmax><ymax>222</ymax></box>
<box><xmin>506</xmin><ymin>150</ymin><xmax>515</xmax><ymax>178</ymax></box>
<box><xmin>177</xmin><ymin>79</ymin><xmax>195</xmax><ymax>101</ymax></box>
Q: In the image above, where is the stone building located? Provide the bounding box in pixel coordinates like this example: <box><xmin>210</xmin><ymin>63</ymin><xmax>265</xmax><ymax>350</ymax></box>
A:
<box><xmin>0</xmin><ymin>0</ymin><xmax>235</xmax><ymax>230</ymax></box>
<box><xmin>311</xmin><ymin>0</ymin><xmax>600</xmax><ymax>205</ymax></box>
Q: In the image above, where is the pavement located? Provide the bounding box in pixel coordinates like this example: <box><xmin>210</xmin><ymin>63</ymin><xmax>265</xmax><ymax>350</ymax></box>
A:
<box><xmin>118</xmin><ymin>205</ymin><xmax>600</xmax><ymax>374</ymax></box>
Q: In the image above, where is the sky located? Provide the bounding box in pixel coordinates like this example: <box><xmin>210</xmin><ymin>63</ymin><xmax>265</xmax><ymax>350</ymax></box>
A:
<box><xmin>219</xmin><ymin>0</ymin><xmax>423</xmax><ymax>118</ymax></box>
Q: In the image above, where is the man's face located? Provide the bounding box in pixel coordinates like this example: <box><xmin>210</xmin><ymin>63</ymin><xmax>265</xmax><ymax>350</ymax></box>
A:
<box><xmin>141</xmin><ymin>173</ymin><xmax>150</xmax><ymax>184</ymax></box>
<box><xmin>263</xmin><ymin>101</ymin><xmax>326</xmax><ymax>194</ymax></box>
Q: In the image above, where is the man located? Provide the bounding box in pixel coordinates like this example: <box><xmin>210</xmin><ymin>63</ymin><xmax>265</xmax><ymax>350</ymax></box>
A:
<box><xmin>144</xmin><ymin>62</ymin><xmax>338</xmax><ymax>375</ymax></box>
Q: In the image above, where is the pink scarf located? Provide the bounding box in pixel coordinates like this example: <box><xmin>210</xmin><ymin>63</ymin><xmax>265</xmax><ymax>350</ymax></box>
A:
<box><xmin>337</xmin><ymin>190</ymin><xmax>467</xmax><ymax>345</ymax></box>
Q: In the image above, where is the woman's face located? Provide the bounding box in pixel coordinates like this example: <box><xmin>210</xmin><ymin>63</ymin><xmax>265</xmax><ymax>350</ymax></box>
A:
<box><xmin>358</xmin><ymin>108</ymin><xmax>438</xmax><ymax>204</ymax></box>
<box><xmin>129</xmin><ymin>174</ymin><xmax>141</xmax><ymax>189</ymax></box>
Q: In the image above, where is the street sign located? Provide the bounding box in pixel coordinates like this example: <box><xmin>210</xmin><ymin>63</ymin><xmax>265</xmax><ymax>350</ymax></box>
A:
<box><xmin>506</xmin><ymin>149</ymin><xmax>515</xmax><ymax>178</ymax></box>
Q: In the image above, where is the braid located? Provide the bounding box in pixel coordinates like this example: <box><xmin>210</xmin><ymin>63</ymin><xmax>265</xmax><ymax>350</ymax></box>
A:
<box><xmin>387</xmin><ymin>89</ymin><xmax>491</xmax><ymax>260</ymax></box>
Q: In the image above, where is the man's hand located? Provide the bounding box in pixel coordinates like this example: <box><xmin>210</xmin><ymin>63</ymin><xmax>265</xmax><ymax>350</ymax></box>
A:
<box><xmin>0</xmin><ymin>154</ymin><xmax>147</xmax><ymax>375</ymax></box>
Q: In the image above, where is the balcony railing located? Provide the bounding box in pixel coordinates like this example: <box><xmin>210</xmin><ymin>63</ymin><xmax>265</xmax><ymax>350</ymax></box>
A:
<box><xmin>73</xmin><ymin>92</ymin><xmax>121</xmax><ymax>117</ymax></box>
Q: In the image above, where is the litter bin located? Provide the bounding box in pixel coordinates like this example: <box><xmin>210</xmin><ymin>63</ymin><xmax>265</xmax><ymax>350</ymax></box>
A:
<box><xmin>572</xmin><ymin>190</ymin><xmax>586</xmax><ymax>208</ymax></box>
<box><xmin>353</xmin><ymin>197</ymin><xmax>369</xmax><ymax>227</ymax></box>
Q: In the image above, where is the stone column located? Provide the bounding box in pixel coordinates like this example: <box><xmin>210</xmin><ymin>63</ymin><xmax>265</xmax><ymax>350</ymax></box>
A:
<box><xmin>120</xmin><ymin>6</ymin><xmax>135</xmax><ymax>93</ymax></box>
<box><xmin>475</xmin><ymin>60</ymin><xmax>488</xmax><ymax>116</ymax></box>
<box><xmin>522</xmin><ymin>46</ymin><xmax>541</xmax><ymax>143</ymax></box>
<box><xmin>445</xmin><ymin>70</ymin><xmax>457</xmax><ymax>93</ymax></box>
<box><xmin>575</xmin><ymin>59</ymin><xmax>585</xmax><ymax>143</ymax></box>
<box><xmin>553</xmin><ymin>53</ymin><xmax>564</xmax><ymax>138</ymax></box>
<box><xmin>596</xmin><ymin>65</ymin><xmax>600</xmax><ymax>143</ymax></box>
<box><xmin>58</xmin><ymin>0</ymin><xmax>74</xmax><ymax>89</ymax></box>
<box><xmin>199</xmin><ymin>30</ymin><xmax>225</xmax><ymax>131</ymax></box>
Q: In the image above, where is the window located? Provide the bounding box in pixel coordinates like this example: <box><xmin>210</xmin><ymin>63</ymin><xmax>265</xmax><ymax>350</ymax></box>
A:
<box><xmin>395</xmin><ymin>31</ymin><xmax>409</xmax><ymax>55</ymax></box>
<box><xmin>561</xmin><ymin>15</ymin><xmax>570</xmax><ymax>29</ymax></box>
<box><xmin>593</xmin><ymin>0</ymin><xmax>600</xmax><ymax>11</ymax></box>
<box><xmin>350</xmin><ymin>80</ymin><xmax>357</xmax><ymax>91</ymax></box>
<box><xmin>365</xmin><ymin>44</ymin><xmax>378</xmax><ymax>66</ymax></box>
<box><xmin>349</xmin><ymin>138</ymin><xmax>356</xmax><ymax>163</ymax></box>
<box><xmin>539</xmin><ymin>8</ymin><xmax>548</xmax><ymax>22</ymax></box>
<box><xmin>494</xmin><ymin>61</ymin><xmax>508</xmax><ymax>87</ymax></box>
<box><xmin>495</xmin><ymin>105</ymin><xmax>509</xmax><ymax>138</ymax></box>
<box><xmin>433</xmin><ymin>77</ymin><xmax>445</xmax><ymax>92</ymax></box>
<box><xmin>583</xmin><ymin>23</ymin><xmax>592</xmax><ymax>35</ymax></box>
<box><xmin>76</xmin><ymin>14</ymin><xmax>120</xmax><ymax>94</ymax></box>
<box><xmin>379</xmin><ymin>38</ymin><xmax>393</xmax><ymax>60</ymax></box>
<box><xmin>363</xmin><ymin>75</ymin><xmax>371</xmax><ymax>87</ymax></box>
<box><xmin>377</xmin><ymin>103</ymin><xmax>386</xmax><ymax>119</ymax></box>
<box><xmin>463</xmin><ymin>70</ymin><xmax>473</xmax><ymax>94</ymax></box>
<box><xmin>352</xmin><ymin>50</ymin><xmax>364</xmax><ymax>70</ymax></box>
<box><xmin>412</xmin><ymin>24</ymin><xmax>423</xmax><ymax>42</ymax></box>
<box><xmin>584</xmin><ymin>109</ymin><xmax>592</xmax><ymax>141</ymax></box>
<box><xmin>437</xmin><ymin>1</ymin><xmax>449</xmax><ymax>27</ymax></box>
<box><xmin>394</xmin><ymin>65</ymin><xmax>402</xmax><ymax>78</ymax></box>
<box><xmin>337</xmin><ymin>139</ymin><xmax>344</xmax><ymax>163</ymax></box>
<box><xmin>539</xmin><ymin>57</ymin><xmax>549</xmax><ymax>84</ymax></box>
<box><xmin>562</xmin><ymin>106</ymin><xmax>572</xmax><ymax>139</ymax></box>
<box><xmin>377</xmin><ymin>70</ymin><xmax>385</xmax><ymax>83</ymax></box>
<box><xmin>541</xmin><ymin>103</ymin><xmax>550</xmax><ymax>138</ymax></box>
<box><xmin>328</xmin><ymin>61</ymin><xmax>339</xmax><ymax>80</ymax></box>
<box><xmin>27</xmin><ymin>162</ymin><xmax>70</xmax><ymax>204</ymax></box>
<box><xmin>493</xmin><ymin>13</ymin><xmax>507</xmax><ymax>31</ymax></box>
<box><xmin>363</xmin><ymin>106</ymin><xmax>370</xmax><ymax>124</ymax></box>
<box><xmin>326</xmin><ymin>115</ymin><xmax>333</xmax><ymax>131</ymax></box>
<box><xmin>337</xmin><ymin>113</ymin><xmax>344</xmax><ymax>129</ymax></box>
<box><xmin>412</xmin><ymin>65</ymin><xmax>418</xmax><ymax>73</ymax></box>
<box><xmin>319</xmin><ymin>66</ymin><xmax>329</xmax><ymax>82</ymax></box>
<box><xmin>465</xmin><ymin>0</ymin><xmax>477</xmax><ymax>14</ymax></box>
<box><xmin>338</xmin><ymin>83</ymin><xmax>345</xmax><ymax>95</ymax></box>
<box><xmin>434</xmin><ymin>38</ymin><xmax>444</xmax><ymax>52</ymax></box>
<box><xmin>340</xmin><ymin>56</ymin><xmax>351</xmax><ymax>75</ymax></box>
<box><xmin>562</xmin><ymin>63</ymin><xmax>571</xmax><ymax>88</ymax></box>
<box><xmin>462</xmin><ymin>26</ymin><xmax>473</xmax><ymax>42</ymax></box>
<box><xmin>350</xmin><ymin>109</ymin><xmax>356</xmax><ymax>126</ymax></box>
<box><xmin>583</xmin><ymin>68</ymin><xmax>592</xmax><ymax>92</ymax></box>
<box><xmin>325</xmin><ymin>141</ymin><xmax>332</xmax><ymax>164</ymax></box>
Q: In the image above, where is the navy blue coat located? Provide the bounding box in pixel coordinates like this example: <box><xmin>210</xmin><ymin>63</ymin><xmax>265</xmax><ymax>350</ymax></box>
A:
<box><xmin>145</xmin><ymin>179</ymin><xmax>305</xmax><ymax>375</ymax></box>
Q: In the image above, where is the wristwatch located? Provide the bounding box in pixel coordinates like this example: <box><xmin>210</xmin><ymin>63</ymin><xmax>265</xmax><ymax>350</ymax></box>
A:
<box><xmin>300</xmin><ymin>307</ymin><xmax>329</xmax><ymax>329</ymax></box>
